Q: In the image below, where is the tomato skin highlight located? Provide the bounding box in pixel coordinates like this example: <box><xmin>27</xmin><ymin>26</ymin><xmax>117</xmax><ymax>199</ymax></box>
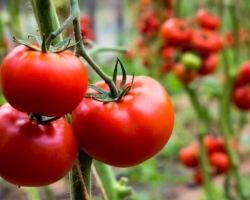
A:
<box><xmin>0</xmin><ymin>45</ymin><xmax>88</xmax><ymax>117</ymax></box>
<box><xmin>72</xmin><ymin>76</ymin><xmax>174</xmax><ymax>167</ymax></box>
<box><xmin>0</xmin><ymin>103</ymin><xmax>79</xmax><ymax>186</ymax></box>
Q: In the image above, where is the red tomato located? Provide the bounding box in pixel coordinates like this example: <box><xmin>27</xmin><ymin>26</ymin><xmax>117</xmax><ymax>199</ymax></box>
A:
<box><xmin>0</xmin><ymin>45</ymin><xmax>88</xmax><ymax>117</ymax></box>
<box><xmin>195</xmin><ymin>9</ymin><xmax>220</xmax><ymax>30</ymax></box>
<box><xmin>159</xmin><ymin>61</ymin><xmax>173</xmax><ymax>76</ymax></box>
<box><xmin>192</xmin><ymin>29</ymin><xmax>223</xmax><ymax>55</ymax></box>
<box><xmin>179</xmin><ymin>145</ymin><xmax>199</xmax><ymax>168</ymax></box>
<box><xmin>173</xmin><ymin>63</ymin><xmax>198</xmax><ymax>84</ymax></box>
<box><xmin>198</xmin><ymin>53</ymin><xmax>219</xmax><ymax>75</ymax></box>
<box><xmin>0</xmin><ymin>103</ymin><xmax>78</xmax><ymax>186</ymax></box>
<box><xmin>204</xmin><ymin>135</ymin><xmax>219</xmax><ymax>155</ymax></box>
<box><xmin>232</xmin><ymin>86</ymin><xmax>250</xmax><ymax>111</ymax></box>
<box><xmin>160</xmin><ymin>18</ymin><xmax>193</xmax><ymax>47</ymax></box>
<box><xmin>193</xmin><ymin>170</ymin><xmax>203</xmax><ymax>185</ymax></box>
<box><xmin>209</xmin><ymin>152</ymin><xmax>230</xmax><ymax>174</ymax></box>
<box><xmin>160</xmin><ymin>45</ymin><xmax>175</xmax><ymax>61</ymax></box>
<box><xmin>72</xmin><ymin>76</ymin><xmax>174</xmax><ymax>167</ymax></box>
<box><xmin>234</xmin><ymin>61</ymin><xmax>250</xmax><ymax>87</ymax></box>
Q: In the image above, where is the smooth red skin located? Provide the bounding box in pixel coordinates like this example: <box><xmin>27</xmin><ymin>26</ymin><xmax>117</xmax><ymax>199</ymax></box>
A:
<box><xmin>192</xmin><ymin>29</ymin><xmax>223</xmax><ymax>55</ymax></box>
<box><xmin>173</xmin><ymin>63</ymin><xmax>198</xmax><ymax>84</ymax></box>
<box><xmin>234</xmin><ymin>61</ymin><xmax>250</xmax><ymax>87</ymax></box>
<box><xmin>198</xmin><ymin>53</ymin><xmax>219</xmax><ymax>75</ymax></box>
<box><xmin>161</xmin><ymin>18</ymin><xmax>193</xmax><ymax>47</ymax></box>
<box><xmin>0</xmin><ymin>103</ymin><xmax>79</xmax><ymax>186</ymax></box>
<box><xmin>204</xmin><ymin>135</ymin><xmax>219</xmax><ymax>155</ymax></box>
<box><xmin>72</xmin><ymin>76</ymin><xmax>174</xmax><ymax>167</ymax></box>
<box><xmin>179</xmin><ymin>145</ymin><xmax>198</xmax><ymax>168</ymax></box>
<box><xmin>0</xmin><ymin>45</ymin><xmax>88</xmax><ymax>117</ymax></box>
<box><xmin>232</xmin><ymin>86</ymin><xmax>250</xmax><ymax>111</ymax></box>
<box><xmin>196</xmin><ymin>9</ymin><xmax>220</xmax><ymax>30</ymax></box>
<box><xmin>209</xmin><ymin>152</ymin><xmax>230</xmax><ymax>174</ymax></box>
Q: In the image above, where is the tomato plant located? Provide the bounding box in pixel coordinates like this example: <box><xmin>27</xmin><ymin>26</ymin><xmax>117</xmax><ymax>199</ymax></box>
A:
<box><xmin>0</xmin><ymin>103</ymin><xmax>78</xmax><ymax>186</ymax></box>
<box><xmin>0</xmin><ymin>45</ymin><xmax>88</xmax><ymax>117</ymax></box>
<box><xmin>160</xmin><ymin>18</ymin><xmax>192</xmax><ymax>47</ymax></box>
<box><xmin>72</xmin><ymin>75</ymin><xmax>174</xmax><ymax>167</ymax></box>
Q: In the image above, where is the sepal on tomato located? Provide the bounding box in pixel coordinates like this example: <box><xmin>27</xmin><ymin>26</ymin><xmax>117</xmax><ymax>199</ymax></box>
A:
<box><xmin>86</xmin><ymin>58</ymin><xmax>134</xmax><ymax>102</ymax></box>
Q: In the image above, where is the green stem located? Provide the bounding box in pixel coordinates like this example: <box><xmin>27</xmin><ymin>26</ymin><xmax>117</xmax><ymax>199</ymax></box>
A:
<box><xmin>70</xmin><ymin>149</ymin><xmax>92</xmax><ymax>200</ymax></box>
<box><xmin>229</xmin><ymin>0</ymin><xmax>240</xmax><ymax>65</ymax></box>
<box><xmin>27</xmin><ymin>187</ymin><xmax>41</xmax><ymax>200</ymax></box>
<box><xmin>29</xmin><ymin>0</ymin><xmax>63</xmax><ymax>45</ymax></box>
<box><xmin>219</xmin><ymin>51</ymin><xmax>246</xmax><ymax>200</ymax></box>
<box><xmin>173</xmin><ymin>0</ymin><xmax>182</xmax><ymax>18</ymax></box>
<box><xmin>184</xmin><ymin>85</ymin><xmax>215</xmax><ymax>200</ymax></box>
<box><xmin>224</xmin><ymin>172</ymin><xmax>234</xmax><ymax>200</ymax></box>
<box><xmin>93</xmin><ymin>161</ymin><xmax>132</xmax><ymax>200</ymax></box>
<box><xmin>71</xmin><ymin>0</ymin><xmax>118</xmax><ymax>98</ymax></box>
<box><xmin>43</xmin><ymin>186</ymin><xmax>56</xmax><ymax>200</ymax></box>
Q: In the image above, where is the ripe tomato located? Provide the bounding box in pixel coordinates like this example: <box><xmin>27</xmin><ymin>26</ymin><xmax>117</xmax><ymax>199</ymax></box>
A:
<box><xmin>209</xmin><ymin>152</ymin><xmax>230</xmax><ymax>174</ymax></box>
<box><xmin>72</xmin><ymin>76</ymin><xmax>174</xmax><ymax>167</ymax></box>
<box><xmin>193</xmin><ymin>170</ymin><xmax>203</xmax><ymax>185</ymax></box>
<box><xmin>195</xmin><ymin>9</ymin><xmax>220</xmax><ymax>30</ymax></box>
<box><xmin>204</xmin><ymin>135</ymin><xmax>219</xmax><ymax>155</ymax></box>
<box><xmin>173</xmin><ymin>63</ymin><xmax>198</xmax><ymax>84</ymax></box>
<box><xmin>159</xmin><ymin>61</ymin><xmax>173</xmax><ymax>76</ymax></box>
<box><xmin>0</xmin><ymin>45</ymin><xmax>88</xmax><ymax>117</ymax></box>
<box><xmin>198</xmin><ymin>53</ymin><xmax>219</xmax><ymax>75</ymax></box>
<box><xmin>179</xmin><ymin>145</ymin><xmax>199</xmax><ymax>168</ymax></box>
<box><xmin>0</xmin><ymin>103</ymin><xmax>78</xmax><ymax>186</ymax></box>
<box><xmin>233</xmin><ymin>61</ymin><xmax>250</xmax><ymax>87</ymax></box>
<box><xmin>160</xmin><ymin>18</ymin><xmax>192</xmax><ymax>47</ymax></box>
<box><xmin>232</xmin><ymin>86</ymin><xmax>250</xmax><ymax>111</ymax></box>
<box><xmin>192</xmin><ymin>29</ymin><xmax>223</xmax><ymax>55</ymax></box>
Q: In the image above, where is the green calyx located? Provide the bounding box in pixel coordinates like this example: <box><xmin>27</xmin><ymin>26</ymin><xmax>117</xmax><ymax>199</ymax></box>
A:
<box><xmin>13</xmin><ymin>34</ymin><xmax>80</xmax><ymax>53</ymax></box>
<box><xmin>86</xmin><ymin>58</ymin><xmax>134</xmax><ymax>102</ymax></box>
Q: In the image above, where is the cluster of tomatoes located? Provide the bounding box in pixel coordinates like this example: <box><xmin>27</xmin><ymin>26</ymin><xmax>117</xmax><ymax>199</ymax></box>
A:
<box><xmin>130</xmin><ymin>0</ymin><xmax>173</xmax><ymax>67</ymax></box>
<box><xmin>0</xmin><ymin>35</ymin><xmax>175</xmax><ymax>186</ymax></box>
<box><xmin>160</xmin><ymin>8</ymin><xmax>223</xmax><ymax>84</ymax></box>
<box><xmin>232</xmin><ymin>61</ymin><xmax>250</xmax><ymax>111</ymax></box>
<box><xmin>0</xmin><ymin>45</ymin><xmax>89</xmax><ymax>187</ymax></box>
<box><xmin>179</xmin><ymin>135</ymin><xmax>234</xmax><ymax>185</ymax></box>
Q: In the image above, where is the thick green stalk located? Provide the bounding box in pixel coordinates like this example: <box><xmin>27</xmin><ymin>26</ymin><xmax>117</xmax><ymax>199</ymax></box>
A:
<box><xmin>29</xmin><ymin>0</ymin><xmax>62</xmax><ymax>44</ymax></box>
<box><xmin>93</xmin><ymin>161</ymin><xmax>132</xmax><ymax>200</ymax></box>
<box><xmin>173</xmin><ymin>0</ymin><xmax>182</xmax><ymax>18</ymax></box>
<box><xmin>184</xmin><ymin>85</ymin><xmax>215</xmax><ymax>200</ymax></box>
<box><xmin>70</xmin><ymin>149</ymin><xmax>92</xmax><ymax>200</ymax></box>
<box><xmin>71</xmin><ymin>3</ymin><xmax>118</xmax><ymax>98</ymax></box>
<box><xmin>229</xmin><ymin>1</ymin><xmax>240</xmax><ymax>65</ymax></box>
